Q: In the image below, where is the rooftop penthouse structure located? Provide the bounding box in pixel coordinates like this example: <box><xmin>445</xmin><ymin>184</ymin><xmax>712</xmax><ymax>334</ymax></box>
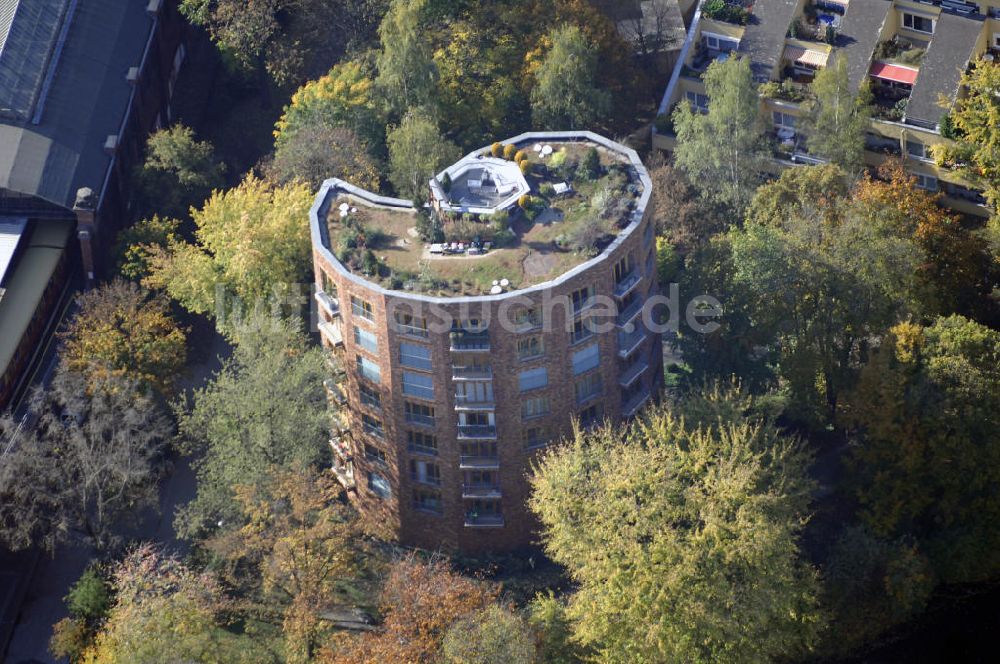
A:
<box><xmin>655</xmin><ymin>0</ymin><xmax>1000</xmax><ymax>216</ymax></box>
<box><xmin>310</xmin><ymin>132</ymin><xmax>662</xmax><ymax>552</ymax></box>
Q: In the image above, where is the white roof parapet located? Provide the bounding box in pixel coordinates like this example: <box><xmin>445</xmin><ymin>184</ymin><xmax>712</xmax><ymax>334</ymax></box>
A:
<box><xmin>311</xmin><ymin>131</ymin><xmax>652</xmax><ymax>305</ymax></box>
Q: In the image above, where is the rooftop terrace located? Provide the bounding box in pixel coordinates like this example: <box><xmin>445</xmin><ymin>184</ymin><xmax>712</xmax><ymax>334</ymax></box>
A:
<box><xmin>314</xmin><ymin>133</ymin><xmax>648</xmax><ymax>299</ymax></box>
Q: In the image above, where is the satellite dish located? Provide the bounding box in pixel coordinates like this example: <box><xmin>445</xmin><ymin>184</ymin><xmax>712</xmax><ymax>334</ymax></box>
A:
<box><xmin>490</xmin><ymin>285</ymin><xmax>503</xmax><ymax>295</ymax></box>
<box><xmin>541</xmin><ymin>145</ymin><xmax>553</xmax><ymax>156</ymax></box>
<box><xmin>500</xmin><ymin>278</ymin><xmax>510</xmax><ymax>287</ymax></box>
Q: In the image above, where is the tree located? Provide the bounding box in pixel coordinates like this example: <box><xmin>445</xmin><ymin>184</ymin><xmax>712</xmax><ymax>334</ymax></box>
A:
<box><xmin>134</xmin><ymin>124</ymin><xmax>225</xmax><ymax>220</ymax></box>
<box><xmin>173</xmin><ymin>314</ymin><xmax>331</xmax><ymax>540</ymax></box>
<box><xmin>0</xmin><ymin>371</ymin><xmax>172</xmax><ymax>552</ymax></box>
<box><xmin>745</xmin><ymin>163</ymin><xmax>850</xmax><ymax>228</ymax></box>
<box><xmin>80</xmin><ymin>544</ymin><xmax>268</xmax><ymax>662</ymax></box>
<box><xmin>441</xmin><ymin>605</ymin><xmax>537</xmax><ymax>664</ymax></box>
<box><xmin>646</xmin><ymin>157</ymin><xmax>728</xmax><ymax>255</ymax></box>
<box><xmin>375</xmin><ymin>0</ymin><xmax>438</xmax><ymax>117</ymax></box>
<box><xmin>322</xmin><ymin>554</ymin><xmax>497</xmax><ymax>663</ymax></box>
<box><xmin>206</xmin><ymin>465</ymin><xmax>364</xmax><ymax>663</ymax></box>
<box><xmin>801</xmin><ymin>55</ymin><xmax>872</xmax><ymax>174</ymax></box>
<box><xmin>386</xmin><ymin>109</ymin><xmax>461</xmax><ymax>201</ymax></box>
<box><xmin>143</xmin><ymin>175</ymin><xmax>314</xmax><ymax>327</ymax></box>
<box><xmin>529</xmin><ymin>24</ymin><xmax>611</xmax><ymax>130</ymax></box>
<box><xmin>529</xmin><ymin>384</ymin><xmax>823</xmax><ymax>663</ymax></box>
<box><xmin>843</xmin><ymin>316</ymin><xmax>1000</xmax><ymax>583</ymax></box>
<box><xmin>274</xmin><ymin>59</ymin><xmax>385</xmax><ymax>158</ymax></box>
<box><xmin>673</xmin><ymin>56</ymin><xmax>772</xmax><ymax>214</ymax></box>
<box><xmin>269</xmin><ymin>122</ymin><xmax>381</xmax><ymax>191</ymax></box>
<box><xmin>59</xmin><ymin>280</ymin><xmax>187</xmax><ymax>395</ymax></box>
<box><xmin>50</xmin><ymin>567</ymin><xmax>113</xmax><ymax>661</ymax></box>
<box><xmin>528</xmin><ymin>592</ymin><xmax>590</xmax><ymax>664</ymax></box>
<box><xmin>113</xmin><ymin>215</ymin><xmax>181</xmax><ymax>282</ymax></box>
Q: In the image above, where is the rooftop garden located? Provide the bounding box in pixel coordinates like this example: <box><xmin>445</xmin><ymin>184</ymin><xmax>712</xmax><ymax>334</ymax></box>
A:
<box><xmin>874</xmin><ymin>37</ymin><xmax>925</xmax><ymax>67</ymax></box>
<box><xmin>325</xmin><ymin>141</ymin><xmax>643</xmax><ymax>297</ymax></box>
<box><xmin>702</xmin><ymin>0</ymin><xmax>752</xmax><ymax>26</ymax></box>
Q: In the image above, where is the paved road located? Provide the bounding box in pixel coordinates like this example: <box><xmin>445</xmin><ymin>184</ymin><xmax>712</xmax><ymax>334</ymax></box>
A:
<box><xmin>3</xmin><ymin>327</ymin><xmax>230</xmax><ymax>663</ymax></box>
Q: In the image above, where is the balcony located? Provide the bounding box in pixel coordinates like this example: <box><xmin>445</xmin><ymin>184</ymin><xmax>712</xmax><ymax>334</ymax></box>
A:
<box><xmin>331</xmin><ymin>461</ymin><xmax>355</xmax><ymax>490</ymax></box>
<box><xmin>450</xmin><ymin>331</ymin><xmax>490</xmax><ymax>352</ymax></box>
<box><xmin>622</xmin><ymin>386</ymin><xmax>652</xmax><ymax>418</ymax></box>
<box><xmin>464</xmin><ymin>513</ymin><xmax>504</xmax><ymax>528</ymax></box>
<box><xmin>613</xmin><ymin>271</ymin><xmax>641</xmax><ymax>299</ymax></box>
<box><xmin>405</xmin><ymin>412</ymin><xmax>435</xmax><ymax>427</ymax></box>
<box><xmin>452</xmin><ymin>365</ymin><xmax>493</xmax><ymax>380</ymax></box>
<box><xmin>616</xmin><ymin>298</ymin><xmax>643</xmax><ymax>328</ymax></box>
<box><xmin>318</xmin><ymin>320</ymin><xmax>343</xmax><ymax>348</ymax></box>
<box><xmin>457</xmin><ymin>424</ymin><xmax>497</xmax><ymax>440</ymax></box>
<box><xmin>618</xmin><ymin>327</ymin><xmax>648</xmax><ymax>359</ymax></box>
<box><xmin>619</xmin><ymin>358</ymin><xmax>649</xmax><ymax>388</ymax></box>
<box><xmin>459</xmin><ymin>455</ymin><xmax>500</xmax><ymax>470</ymax></box>
<box><xmin>462</xmin><ymin>484</ymin><xmax>502</xmax><ymax>499</ymax></box>
<box><xmin>315</xmin><ymin>290</ymin><xmax>339</xmax><ymax>317</ymax></box>
<box><xmin>394</xmin><ymin>322</ymin><xmax>429</xmax><ymax>338</ymax></box>
<box><xmin>454</xmin><ymin>395</ymin><xmax>496</xmax><ymax>411</ymax></box>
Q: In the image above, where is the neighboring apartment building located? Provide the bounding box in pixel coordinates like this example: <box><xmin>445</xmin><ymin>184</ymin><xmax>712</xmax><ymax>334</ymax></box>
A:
<box><xmin>0</xmin><ymin>0</ymin><xmax>187</xmax><ymax>410</ymax></box>
<box><xmin>310</xmin><ymin>132</ymin><xmax>662</xmax><ymax>552</ymax></box>
<box><xmin>654</xmin><ymin>0</ymin><xmax>999</xmax><ymax>217</ymax></box>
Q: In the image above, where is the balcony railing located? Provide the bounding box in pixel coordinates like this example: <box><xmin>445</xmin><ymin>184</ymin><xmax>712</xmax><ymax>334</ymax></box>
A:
<box><xmin>452</xmin><ymin>366</ymin><xmax>493</xmax><ymax>380</ymax></box>
<box><xmin>622</xmin><ymin>387</ymin><xmax>652</xmax><ymax>418</ymax></box>
<box><xmin>619</xmin><ymin>358</ymin><xmax>649</xmax><ymax>387</ymax></box>
<box><xmin>407</xmin><ymin>443</ymin><xmax>438</xmax><ymax>456</ymax></box>
<box><xmin>613</xmin><ymin>271</ymin><xmax>641</xmax><ymax>299</ymax></box>
<box><xmin>462</xmin><ymin>484</ymin><xmax>502</xmax><ymax>499</ymax></box>
<box><xmin>454</xmin><ymin>394</ymin><xmax>495</xmax><ymax>410</ymax></box>
<box><xmin>618</xmin><ymin>327</ymin><xmax>648</xmax><ymax>358</ymax></box>
<box><xmin>457</xmin><ymin>424</ymin><xmax>497</xmax><ymax>440</ymax></box>
<box><xmin>459</xmin><ymin>455</ymin><xmax>500</xmax><ymax>470</ymax></box>
<box><xmin>411</xmin><ymin>474</ymin><xmax>441</xmax><ymax>487</ymax></box>
<box><xmin>360</xmin><ymin>392</ymin><xmax>381</xmax><ymax>410</ymax></box>
<box><xmin>616</xmin><ymin>299</ymin><xmax>643</xmax><ymax>327</ymax></box>
<box><xmin>315</xmin><ymin>290</ymin><xmax>340</xmax><ymax>317</ymax></box>
<box><xmin>405</xmin><ymin>412</ymin><xmax>436</xmax><ymax>427</ymax></box>
<box><xmin>450</xmin><ymin>331</ymin><xmax>491</xmax><ymax>352</ymax></box>
<box><xmin>331</xmin><ymin>461</ymin><xmax>355</xmax><ymax>490</ymax></box>
<box><xmin>394</xmin><ymin>322</ymin><xmax>429</xmax><ymax>338</ymax></box>
<box><xmin>464</xmin><ymin>513</ymin><xmax>504</xmax><ymax>528</ymax></box>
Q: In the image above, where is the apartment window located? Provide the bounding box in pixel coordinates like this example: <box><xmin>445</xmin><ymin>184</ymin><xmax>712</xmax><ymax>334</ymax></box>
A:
<box><xmin>613</xmin><ymin>255</ymin><xmax>634</xmax><ymax>284</ymax></box>
<box><xmin>359</xmin><ymin>382</ymin><xmax>381</xmax><ymax>409</ymax></box>
<box><xmin>685</xmin><ymin>91</ymin><xmax>709</xmax><ymax>112</ymax></box>
<box><xmin>405</xmin><ymin>401</ymin><xmax>436</xmax><ymax>426</ymax></box>
<box><xmin>362</xmin><ymin>413</ymin><xmax>384</xmax><ymax>438</ymax></box>
<box><xmin>464</xmin><ymin>469</ymin><xmax>498</xmax><ymax>488</ymax></box>
<box><xmin>466</xmin><ymin>499</ymin><xmax>501</xmax><ymax>516</ymax></box>
<box><xmin>351</xmin><ymin>296</ymin><xmax>374</xmax><ymax>321</ymax></box>
<box><xmin>455</xmin><ymin>380</ymin><xmax>493</xmax><ymax>404</ymax></box>
<box><xmin>354</xmin><ymin>325</ymin><xmax>378</xmax><ymax>354</ymax></box>
<box><xmin>519</xmin><ymin>367</ymin><xmax>549</xmax><ymax>392</ymax></box>
<box><xmin>572</xmin><ymin>344</ymin><xmax>600</xmax><ymax>376</ymax></box>
<box><xmin>402</xmin><ymin>371</ymin><xmax>434</xmax><ymax>399</ymax></box>
<box><xmin>320</xmin><ymin>271</ymin><xmax>338</xmax><ymax>298</ymax></box>
<box><xmin>570</xmin><ymin>286</ymin><xmax>595</xmax><ymax>314</ymax></box>
<box><xmin>394</xmin><ymin>312</ymin><xmax>428</xmax><ymax>337</ymax></box>
<box><xmin>407</xmin><ymin>430</ymin><xmax>438</xmax><ymax>455</ymax></box>
<box><xmin>367</xmin><ymin>471</ymin><xmax>391</xmax><ymax>498</ymax></box>
<box><xmin>461</xmin><ymin>441</ymin><xmax>498</xmax><ymax>459</ymax></box>
<box><xmin>575</xmin><ymin>372</ymin><xmax>603</xmax><ymax>404</ymax></box>
<box><xmin>413</xmin><ymin>487</ymin><xmax>442</xmax><ymax>514</ymax></box>
<box><xmin>772</xmin><ymin>111</ymin><xmax>796</xmax><ymax>129</ymax></box>
<box><xmin>578</xmin><ymin>404</ymin><xmax>603</xmax><ymax>429</ymax></box>
<box><xmin>915</xmin><ymin>173</ymin><xmax>938</xmax><ymax>192</ymax></box>
<box><xmin>703</xmin><ymin>33</ymin><xmax>739</xmax><ymax>52</ymax></box>
<box><xmin>524</xmin><ymin>426</ymin><xmax>549</xmax><ymax>450</ymax></box>
<box><xmin>400</xmin><ymin>342</ymin><xmax>432</xmax><ymax>370</ymax></box>
<box><xmin>364</xmin><ymin>443</ymin><xmax>386</xmax><ymax>466</ymax></box>
<box><xmin>461</xmin><ymin>411</ymin><xmax>493</xmax><ymax>427</ymax></box>
<box><xmin>357</xmin><ymin>355</ymin><xmax>381</xmax><ymax>384</ymax></box>
<box><xmin>455</xmin><ymin>318</ymin><xmax>488</xmax><ymax>332</ymax></box>
<box><xmin>522</xmin><ymin>395</ymin><xmax>551</xmax><ymax>420</ymax></box>
<box><xmin>517</xmin><ymin>335</ymin><xmax>545</xmax><ymax>361</ymax></box>
<box><xmin>513</xmin><ymin>307</ymin><xmax>541</xmax><ymax>330</ymax></box>
<box><xmin>902</xmin><ymin>13</ymin><xmax>934</xmax><ymax>34</ymax></box>
<box><xmin>410</xmin><ymin>459</ymin><xmax>441</xmax><ymax>486</ymax></box>
<box><xmin>571</xmin><ymin>317</ymin><xmax>596</xmax><ymax>345</ymax></box>
<box><xmin>906</xmin><ymin>140</ymin><xmax>930</xmax><ymax>161</ymax></box>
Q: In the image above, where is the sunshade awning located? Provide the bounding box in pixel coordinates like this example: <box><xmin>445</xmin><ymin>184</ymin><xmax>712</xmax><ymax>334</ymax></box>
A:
<box><xmin>784</xmin><ymin>46</ymin><xmax>829</xmax><ymax>68</ymax></box>
<box><xmin>869</xmin><ymin>62</ymin><xmax>919</xmax><ymax>85</ymax></box>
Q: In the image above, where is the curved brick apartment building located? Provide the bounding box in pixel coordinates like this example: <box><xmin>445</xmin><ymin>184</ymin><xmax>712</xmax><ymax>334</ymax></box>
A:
<box><xmin>310</xmin><ymin>131</ymin><xmax>661</xmax><ymax>552</ymax></box>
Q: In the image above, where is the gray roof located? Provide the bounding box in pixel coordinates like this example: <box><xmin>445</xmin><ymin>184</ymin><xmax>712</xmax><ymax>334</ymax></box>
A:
<box><xmin>739</xmin><ymin>0</ymin><xmax>800</xmax><ymax>82</ymax></box>
<box><xmin>0</xmin><ymin>0</ymin><xmax>153</xmax><ymax>211</ymax></box>
<box><xmin>905</xmin><ymin>11</ymin><xmax>982</xmax><ymax>126</ymax></box>
<box><xmin>0</xmin><ymin>0</ymin><xmax>71</xmax><ymax>122</ymax></box>
<box><xmin>838</xmin><ymin>0</ymin><xmax>892</xmax><ymax>92</ymax></box>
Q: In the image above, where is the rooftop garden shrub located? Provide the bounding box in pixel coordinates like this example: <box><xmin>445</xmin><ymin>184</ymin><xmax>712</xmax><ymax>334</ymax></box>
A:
<box><xmin>581</xmin><ymin>147</ymin><xmax>601</xmax><ymax>180</ymax></box>
<box><xmin>491</xmin><ymin>142</ymin><xmax>503</xmax><ymax>157</ymax></box>
<box><xmin>703</xmin><ymin>0</ymin><xmax>751</xmax><ymax>25</ymax></box>
<box><xmin>519</xmin><ymin>159</ymin><xmax>533</xmax><ymax>175</ymax></box>
<box><xmin>559</xmin><ymin>214</ymin><xmax>610</xmax><ymax>256</ymax></box>
<box><xmin>514</xmin><ymin>149</ymin><xmax>527</xmax><ymax>163</ymax></box>
<box><xmin>518</xmin><ymin>194</ymin><xmax>531</xmax><ymax>208</ymax></box>
<box><xmin>503</xmin><ymin>143</ymin><xmax>517</xmax><ymax>160</ymax></box>
<box><xmin>441</xmin><ymin>172</ymin><xmax>452</xmax><ymax>192</ymax></box>
<box><xmin>539</xmin><ymin>182</ymin><xmax>555</xmax><ymax>197</ymax></box>
<box><xmin>550</xmin><ymin>149</ymin><xmax>568</xmax><ymax>168</ymax></box>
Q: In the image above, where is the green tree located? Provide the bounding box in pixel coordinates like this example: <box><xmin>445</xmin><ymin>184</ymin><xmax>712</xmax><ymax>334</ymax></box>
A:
<box><xmin>441</xmin><ymin>604</ymin><xmax>536</xmax><ymax>664</ymax></box>
<box><xmin>529</xmin><ymin>385</ymin><xmax>823</xmax><ymax>663</ymax></box>
<box><xmin>50</xmin><ymin>567</ymin><xmax>113</xmax><ymax>661</ymax></box>
<box><xmin>527</xmin><ymin>592</ymin><xmax>590</xmax><ymax>664</ymax></box>
<box><xmin>173</xmin><ymin>314</ymin><xmax>331</xmax><ymax>540</ymax></box>
<box><xmin>269</xmin><ymin>122</ymin><xmax>381</xmax><ymax>191</ymax></box>
<box><xmin>673</xmin><ymin>56</ymin><xmax>772</xmax><ymax>214</ymax></box>
<box><xmin>0</xmin><ymin>371</ymin><xmax>172</xmax><ymax>552</ymax></box>
<box><xmin>114</xmin><ymin>216</ymin><xmax>181</xmax><ymax>282</ymax></box>
<box><xmin>746</xmin><ymin>163</ymin><xmax>850</xmax><ymax>227</ymax></box>
<box><xmin>529</xmin><ymin>24</ymin><xmax>611</xmax><ymax>130</ymax></box>
<box><xmin>143</xmin><ymin>175</ymin><xmax>314</xmax><ymax>327</ymax></box>
<box><xmin>134</xmin><ymin>125</ymin><xmax>225</xmax><ymax>219</ymax></box>
<box><xmin>844</xmin><ymin>316</ymin><xmax>1000</xmax><ymax>582</ymax></box>
<box><xmin>387</xmin><ymin>109</ymin><xmax>461</xmax><ymax>201</ymax></box>
<box><xmin>801</xmin><ymin>55</ymin><xmax>872</xmax><ymax>174</ymax></box>
<box><xmin>375</xmin><ymin>0</ymin><xmax>437</xmax><ymax>117</ymax></box>
<box><xmin>58</xmin><ymin>280</ymin><xmax>187</xmax><ymax>395</ymax></box>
